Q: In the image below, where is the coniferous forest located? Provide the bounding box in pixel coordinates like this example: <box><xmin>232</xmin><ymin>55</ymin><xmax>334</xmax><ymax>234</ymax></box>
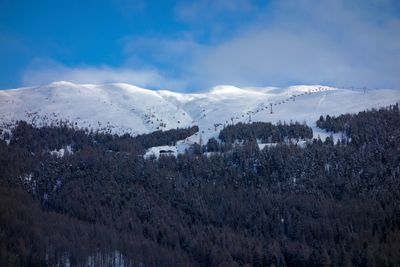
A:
<box><xmin>1</xmin><ymin>104</ymin><xmax>400</xmax><ymax>266</ymax></box>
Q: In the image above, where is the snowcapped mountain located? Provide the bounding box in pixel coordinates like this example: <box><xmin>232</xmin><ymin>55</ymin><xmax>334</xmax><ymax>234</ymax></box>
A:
<box><xmin>1</xmin><ymin>81</ymin><xmax>399</xmax><ymax>147</ymax></box>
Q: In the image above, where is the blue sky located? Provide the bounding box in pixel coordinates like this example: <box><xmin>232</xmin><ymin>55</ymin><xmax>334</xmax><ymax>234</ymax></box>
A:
<box><xmin>1</xmin><ymin>0</ymin><xmax>400</xmax><ymax>91</ymax></box>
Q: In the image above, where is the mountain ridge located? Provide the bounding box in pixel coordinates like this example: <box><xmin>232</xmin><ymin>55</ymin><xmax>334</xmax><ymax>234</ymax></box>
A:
<box><xmin>1</xmin><ymin>82</ymin><xmax>399</xmax><ymax>147</ymax></box>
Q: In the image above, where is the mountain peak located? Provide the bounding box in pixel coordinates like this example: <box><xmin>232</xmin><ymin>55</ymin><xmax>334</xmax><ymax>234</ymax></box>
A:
<box><xmin>48</xmin><ymin>81</ymin><xmax>79</xmax><ymax>87</ymax></box>
<box><xmin>208</xmin><ymin>85</ymin><xmax>257</xmax><ymax>95</ymax></box>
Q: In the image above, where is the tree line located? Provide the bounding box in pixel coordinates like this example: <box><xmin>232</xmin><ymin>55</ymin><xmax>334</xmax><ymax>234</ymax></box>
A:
<box><xmin>0</xmin><ymin>104</ymin><xmax>399</xmax><ymax>266</ymax></box>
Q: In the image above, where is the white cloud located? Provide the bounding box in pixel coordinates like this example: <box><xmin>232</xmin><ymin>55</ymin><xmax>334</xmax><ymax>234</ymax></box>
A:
<box><xmin>122</xmin><ymin>0</ymin><xmax>400</xmax><ymax>90</ymax></box>
<box><xmin>21</xmin><ymin>59</ymin><xmax>185</xmax><ymax>90</ymax></box>
<box><xmin>122</xmin><ymin>36</ymin><xmax>204</xmax><ymax>69</ymax></box>
<box><xmin>184</xmin><ymin>0</ymin><xmax>400</xmax><ymax>89</ymax></box>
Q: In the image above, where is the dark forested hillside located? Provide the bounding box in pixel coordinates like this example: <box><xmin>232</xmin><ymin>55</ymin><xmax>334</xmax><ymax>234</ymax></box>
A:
<box><xmin>7</xmin><ymin>121</ymin><xmax>198</xmax><ymax>155</ymax></box>
<box><xmin>1</xmin><ymin>104</ymin><xmax>400</xmax><ymax>266</ymax></box>
<box><xmin>219</xmin><ymin>121</ymin><xmax>313</xmax><ymax>143</ymax></box>
<box><xmin>316</xmin><ymin>104</ymin><xmax>400</xmax><ymax>145</ymax></box>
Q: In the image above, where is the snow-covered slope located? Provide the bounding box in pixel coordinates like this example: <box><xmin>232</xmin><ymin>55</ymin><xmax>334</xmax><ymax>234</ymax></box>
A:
<box><xmin>1</xmin><ymin>81</ymin><xmax>399</xmax><ymax>145</ymax></box>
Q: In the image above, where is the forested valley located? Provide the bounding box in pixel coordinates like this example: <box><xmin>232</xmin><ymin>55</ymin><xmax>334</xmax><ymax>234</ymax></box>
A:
<box><xmin>1</xmin><ymin>104</ymin><xmax>400</xmax><ymax>267</ymax></box>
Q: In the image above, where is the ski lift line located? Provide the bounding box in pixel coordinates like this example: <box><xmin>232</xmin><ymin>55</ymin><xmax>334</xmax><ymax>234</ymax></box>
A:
<box><xmin>186</xmin><ymin>86</ymin><xmax>338</xmax><ymax>140</ymax></box>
